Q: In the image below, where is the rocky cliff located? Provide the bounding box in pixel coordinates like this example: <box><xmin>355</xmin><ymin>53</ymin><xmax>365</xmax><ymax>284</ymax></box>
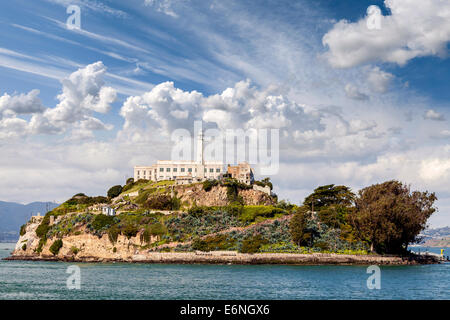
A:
<box><xmin>174</xmin><ymin>184</ymin><xmax>275</xmax><ymax>207</ymax></box>
<box><xmin>13</xmin><ymin>215</ymin><xmax>157</xmax><ymax>261</ymax></box>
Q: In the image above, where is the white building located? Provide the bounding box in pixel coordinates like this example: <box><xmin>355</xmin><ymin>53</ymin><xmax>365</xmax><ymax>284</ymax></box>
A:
<box><xmin>102</xmin><ymin>206</ymin><xmax>116</xmax><ymax>216</ymax></box>
<box><xmin>134</xmin><ymin>132</ymin><xmax>224</xmax><ymax>183</ymax></box>
<box><xmin>134</xmin><ymin>160</ymin><xmax>224</xmax><ymax>182</ymax></box>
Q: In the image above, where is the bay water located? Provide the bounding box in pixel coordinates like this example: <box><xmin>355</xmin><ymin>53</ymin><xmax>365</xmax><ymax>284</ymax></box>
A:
<box><xmin>0</xmin><ymin>243</ymin><xmax>448</xmax><ymax>300</ymax></box>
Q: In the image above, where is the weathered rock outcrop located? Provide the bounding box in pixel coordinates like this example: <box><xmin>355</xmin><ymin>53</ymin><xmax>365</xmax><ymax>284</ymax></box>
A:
<box><xmin>11</xmin><ymin>217</ymin><xmax>158</xmax><ymax>261</ymax></box>
<box><xmin>174</xmin><ymin>184</ymin><xmax>275</xmax><ymax>207</ymax></box>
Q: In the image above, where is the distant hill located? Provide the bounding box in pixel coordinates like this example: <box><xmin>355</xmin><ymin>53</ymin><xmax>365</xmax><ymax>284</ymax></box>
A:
<box><xmin>422</xmin><ymin>237</ymin><xmax>450</xmax><ymax>247</ymax></box>
<box><xmin>0</xmin><ymin>201</ymin><xmax>59</xmax><ymax>241</ymax></box>
<box><xmin>418</xmin><ymin>226</ymin><xmax>450</xmax><ymax>244</ymax></box>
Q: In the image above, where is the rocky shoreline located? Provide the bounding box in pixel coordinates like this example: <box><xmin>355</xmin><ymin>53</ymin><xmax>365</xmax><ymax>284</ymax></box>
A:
<box><xmin>4</xmin><ymin>251</ymin><xmax>439</xmax><ymax>265</ymax></box>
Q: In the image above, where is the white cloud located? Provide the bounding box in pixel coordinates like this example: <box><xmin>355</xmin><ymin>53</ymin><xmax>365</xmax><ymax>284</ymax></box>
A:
<box><xmin>0</xmin><ymin>62</ymin><xmax>116</xmax><ymax>139</ymax></box>
<box><xmin>0</xmin><ymin>118</ymin><xmax>29</xmax><ymax>139</ymax></box>
<box><xmin>144</xmin><ymin>0</ymin><xmax>179</xmax><ymax>18</ymax></box>
<box><xmin>118</xmin><ymin>80</ymin><xmax>398</xmax><ymax>163</ymax></box>
<box><xmin>0</xmin><ymin>89</ymin><xmax>45</xmax><ymax>116</ymax></box>
<box><xmin>32</xmin><ymin>61</ymin><xmax>116</xmax><ymax>135</ymax></box>
<box><xmin>344</xmin><ymin>84</ymin><xmax>369</xmax><ymax>100</ymax></box>
<box><xmin>437</xmin><ymin>130</ymin><xmax>450</xmax><ymax>139</ymax></box>
<box><xmin>367</xmin><ymin>67</ymin><xmax>394</xmax><ymax>93</ymax></box>
<box><xmin>118</xmin><ymin>80</ymin><xmax>325</xmax><ymax>146</ymax></box>
<box><xmin>424</xmin><ymin>109</ymin><xmax>446</xmax><ymax>121</ymax></box>
<box><xmin>322</xmin><ymin>0</ymin><xmax>450</xmax><ymax>68</ymax></box>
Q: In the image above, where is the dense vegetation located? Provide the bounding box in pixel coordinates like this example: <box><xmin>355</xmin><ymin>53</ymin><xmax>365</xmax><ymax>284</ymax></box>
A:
<box><xmin>289</xmin><ymin>181</ymin><xmax>437</xmax><ymax>254</ymax></box>
<box><xmin>26</xmin><ymin>178</ymin><xmax>436</xmax><ymax>256</ymax></box>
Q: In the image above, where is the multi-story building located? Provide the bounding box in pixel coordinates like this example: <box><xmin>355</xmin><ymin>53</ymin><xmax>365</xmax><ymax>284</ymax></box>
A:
<box><xmin>134</xmin><ymin>132</ymin><xmax>256</xmax><ymax>185</ymax></box>
<box><xmin>227</xmin><ymin>162</ymin><xmax>254</xmax><ymax>185</ymax></box>
<box><xmin>134</xmin><ymin>160</ymin><xmax>224</xmax><ymax>182</ymax></box>
<box><xmin>134</xmin><ymin>132</ymin><xmax>224</xmax><ymax>183</ymax></box>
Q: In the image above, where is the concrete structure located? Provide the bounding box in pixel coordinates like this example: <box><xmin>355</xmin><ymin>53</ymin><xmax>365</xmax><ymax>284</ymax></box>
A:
<box><xmin>227</xmin><ymin>162</ymin><xmax>254</xmax><ymax>185</ymax></box>
<box><xmin>134</xmin><ymin>132</ymin><xmax>257</xmax><ymax>185</ymax></box>
<box><xmin>102</xmin><ymin>206</ymin><xmax>116</xmax><ymax>216</ymax></box>
<box><xmin>134</xmin><ymin>131</ymin><xmax>224</xmax><ymax>183</ymax></box>
<box><xmin>134</xmin><ymin>160</ymin><xmax>224</xmax><ymax>182</ymax></box>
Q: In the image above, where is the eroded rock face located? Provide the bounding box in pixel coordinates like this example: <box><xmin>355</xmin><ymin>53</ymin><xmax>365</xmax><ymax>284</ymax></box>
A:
<box><xmin>239</xmin><ymin>189</ymin><xmax>275</xmax><ymax>206</ymax></box>
<box><xmin>12</xmin><ymin>218</ymin><xmax>158</xmax><ymax>260</ymax></box>
<box><xmin>175</xmin><ymin>184</ymin><xmax>275</xmax><ymax>207</ymax></box>
<box><xmin>14</xmin><ymin>216</ymin><xmax>43</xmax><ymax>254</ymax></box>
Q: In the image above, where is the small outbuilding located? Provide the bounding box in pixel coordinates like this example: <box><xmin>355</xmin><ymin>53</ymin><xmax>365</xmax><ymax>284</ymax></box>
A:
<box><xmin>102</xmin><ymin>206</ymin><xmax>116</xmax><ymax>216</ymax></box>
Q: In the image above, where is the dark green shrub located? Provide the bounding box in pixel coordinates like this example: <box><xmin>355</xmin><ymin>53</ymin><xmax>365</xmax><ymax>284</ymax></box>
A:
<box><xmin>149</xmin><ymin>223</ymin><xmax>167</xmax><ymax>237</ymax></box>
<box><xmin>192</xmin><ymin>234</ymin><xmax>236</xmax><ymax>252</ymax></box>
<box><xmin>20</xmin><ymin>224</ymin><xmax>27</xmax><ymax>236</ymax></box>
<box><xmin>187</xmin><ymin>205</ymin><xmax>206</xmax><ymax>217</ymax></box>
<box><xmin>36</xmin><ymin>214</ymin><xmax>51</xmax><ymax>238</ymax></box>
<box><xmin>73</xmin><ymin>193</ymin><xmax>87</xmax><ymax>197</ymax></box>
<box><xmin>192</xmin><ymin>238</ymin><xmax>209</xmax><ymax>252</ymax></box>
<box><xmin>71</xmin><ymin>246</ymin><xmax>80</xmax><ymax>255</ymax></box>
<box><xmin>122</xmin><ymin>224</ymin><xmax>139</xmax><ymax>239</ymax></box>
<box><xmin>36</xmin><ymin>237</ymin><xmax>47</xmax><ymax>253</ymax></box>
<box><xmin>113</xmin><ymin>247</ymin><xmax>117</xmax><ymax>253</ymax></box>
<box><xmin>22</xmin><ymin>244</ymin><xmax>27</xmax><ymax>251</ymax></box>
<box><xmin>107</xmin><ymin>185</ymin><xmax>123</xmax><ymax>198</ymax></box>
<box><xmin>145</xmin><ymin>194</ymin><xmax>173</xmax><ymax>210</ymax></box>
<box><xmin>107</xmin><ymin>225</ymin><xmax>120</xmax><ymax>244</ymax></box>
<box><xmin>126</xmin><ymin>177</ymin><xmax>134</xmax><ymax>185</ymax></box>
<box><xmin>171</xmin><ymin>197</ymin><xmax>181</xmax><ymax>210</ymax></box>
<box><xmin>314</xmin><ymin>241</ymin><xmax>329</xmax><ymax>251</ymax></box>
<box><xmin>141</xmin><ymin>226</ymin><xmax>151</xmax><ymax>244</ymax></box>
<box><xmin>224</xmin><ymin>205</ymin><xmax>243</xmax><ymax>216</ymax></box>
<box><xmin>90</xmin><ymin>196</ymin><xmax>109</xmax><ymax>204</ymax></box>
<box><xmin>92</xmin><ymin>214</ymin><xmax>115</xmax><ymax>231</ymax></box>
<box><xmin>203</xmin><ymin>179</ymin><xmax>219</xmax><ymax>192</ymax></box>
<box><xmin>240</xmin><ymin>235</ymin><xmax>267</xmax><ymax>253</ymax></box>
<box><xmin>49</xmin><ymin>239</ymin><xmax>63</xmax><ymax>255</ymax></box>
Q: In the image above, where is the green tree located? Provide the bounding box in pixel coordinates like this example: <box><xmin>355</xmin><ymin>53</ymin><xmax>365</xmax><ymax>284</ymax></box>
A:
<box><xmin>107</xmin><ymin>185</ymin><xmax>123</xmax><ymax>198</ymax></box>
<box><xmin>304</xmin><ymin>184</ymin><xmax>355</xmax><ymax>210</ymax></box>
<box><xmin>289</xmin><ymin>206</ymin><xmax>310</xmax><ymax>246</ymax></box>
<box><xmin>351</xmin><ymin>180</ymin><xmax>437</xmax><ymax>254</ymax></box>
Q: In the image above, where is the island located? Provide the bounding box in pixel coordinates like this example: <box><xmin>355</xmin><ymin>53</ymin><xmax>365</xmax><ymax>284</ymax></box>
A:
<box><xmin>6</xmin><ymin>178</ymin><xmax>441</xmax><ymax>265</ymax></box>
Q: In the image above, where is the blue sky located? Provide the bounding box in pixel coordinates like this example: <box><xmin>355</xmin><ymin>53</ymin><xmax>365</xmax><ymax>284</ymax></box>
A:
<box><xmin>0</xmin><ymin>0</ymin><xmax>449</xmax><ymax>227</ymax></box>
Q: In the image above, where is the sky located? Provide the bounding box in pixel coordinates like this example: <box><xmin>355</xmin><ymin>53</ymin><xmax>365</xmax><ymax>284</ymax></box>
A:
<box><xmin>0</xmin><ymin>0</ymin><xmax>449</xmax><ymax>227</ymax></box>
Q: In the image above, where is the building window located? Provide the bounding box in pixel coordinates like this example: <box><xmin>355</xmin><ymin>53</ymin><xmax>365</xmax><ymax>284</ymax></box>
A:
<box><xmin>160</xmin><ymin>168</ymin><xmax>164</xmax><ymax>172</ymax></box>
<box><xmin>166</xmin><ymin>168</ymin><xmax>171</xmax><ymax>172</ymax></box>
<box><xmin>204</xmin><ymin>168</ymin><xmax>207</xmax><ymax>172</ymax></box>
<box><xmin>173</xmin><ymin>168</ymin><xmax>177</xmax><ymax>172</ymax></box>
<box><xmin>188</xmin><ymin>168</ymin><xmax>192</xmax><ymax>172</ymax></box>
<box><xmin>137</xmin><ymin>171</ymin><xmax>140</xmax><ymax>175</ymax></box>
<box><xmin>209</xmin><ymin>168</ymin><xmax>214</xmax><ymax>173</ymax></box>
<box><xmin>216</xmin><ymin>168</ymin><xmax>220</xmax><ymax>173</ymax></box>
<box><xmin>181</xmin><ymin>168</ymin><xmax>185</xmax><ymax>172</ymax></box>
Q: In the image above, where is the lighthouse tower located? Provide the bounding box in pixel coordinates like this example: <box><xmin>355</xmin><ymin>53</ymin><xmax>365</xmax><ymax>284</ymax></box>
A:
<box><xmin>196</xmin><ymin>131</ymin><xmax>205</xmax><ymax>180</ymax></box>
